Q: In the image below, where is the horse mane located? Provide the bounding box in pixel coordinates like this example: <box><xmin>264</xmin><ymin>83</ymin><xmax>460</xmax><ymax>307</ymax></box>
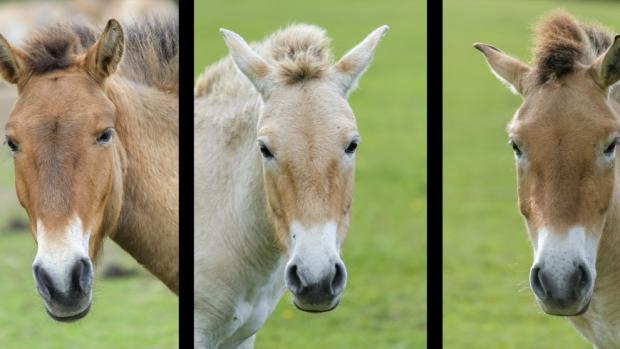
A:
<box><xmin>263</xmin><ymin>23</ymin><xmax>332</xmax><ymax>85</ymax></box>
<box><xmin>21</xmin><ymin>12</ymin><xmax>178</xmax><ymax>91</ymax></box>
<box><xmin>532</xmin><ymin>10</ymin><xmax>613</xmax><ymax>85</ymax></box>
<box><xmin>195</xmin><ymin>23</ymin><xmax>332</xmax><ymax>98</ymax></box>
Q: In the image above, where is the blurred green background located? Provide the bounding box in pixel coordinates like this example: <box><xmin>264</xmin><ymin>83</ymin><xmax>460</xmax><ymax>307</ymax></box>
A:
<box><xmin>443</xmin><ymin>0</ymin><xmax>618</xmax><ymax>348</ymax></box>
<box><xmin>0</xmin><ymin>1</ymin><xmax>178</xmax><ymax>348</ymax></box>
<box><xmin>195</xmin><ymin>0</ymin><xmax>426</xmax><ymax>348</ymax></box>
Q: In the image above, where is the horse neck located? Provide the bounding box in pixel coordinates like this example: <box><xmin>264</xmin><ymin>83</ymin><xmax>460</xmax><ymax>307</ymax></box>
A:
<box><xmin>197</xmin><ymin>89</ymin><xmax>283</xmax><ymax>275</ymax></box>
<box><xmin>228</xmin><ymin>103</ymin><xmax>282</xmax><ymax>269</ymax></box>
<box><xmin>587</xmin><ymin>162</ymin><xmax>620</xmax><ymax>310</ymax></box>
<box><xmin>104</xmin><ymin>76</ymin><xmax>179</xmax><ymax>293</ymax></box>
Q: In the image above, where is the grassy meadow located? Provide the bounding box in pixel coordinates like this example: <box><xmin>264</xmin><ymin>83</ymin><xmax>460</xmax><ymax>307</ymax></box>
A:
<box><xmin>443</xmin><ymin>1</ymin><xmax>619</xmax><ymax>348</ymax></box>
<box><xmin>195</xmin><ymin>0</ymin><xmax>427</xmax><ymax>348</ymax></box>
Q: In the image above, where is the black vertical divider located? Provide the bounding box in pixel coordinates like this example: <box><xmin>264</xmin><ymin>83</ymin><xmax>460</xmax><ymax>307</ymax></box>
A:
<box><xmin>427</xmin><ymin>0</ymin><xmax>443</xmax><ymax>347</ymax></box>
<box><xmin>178</xmin><ymin>0</ymin><xmax>194</xmax><ymax>346</ymax></box>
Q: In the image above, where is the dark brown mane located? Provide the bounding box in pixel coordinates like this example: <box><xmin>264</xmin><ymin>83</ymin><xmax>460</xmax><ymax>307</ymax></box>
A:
<box><xmin>22</xmin><ymin>22</ymin><xmax>96</xmax><ymax>74</ymax></box>
<box><xmin>532</xmin><ymin>10</ymin><xmax>613</xmax><ymax>85</ymax></box>
<box><xmin>21</xmin><ymin>13</ymin><xmax>178</xmax><ymax>90</ymax></box>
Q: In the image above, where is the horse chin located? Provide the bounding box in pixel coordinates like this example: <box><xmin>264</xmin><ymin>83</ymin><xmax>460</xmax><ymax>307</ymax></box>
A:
<box><xmin>538</xmin><ymin>296</ymin><xmax>591</xmax><ymax>317</ymax></box>
<box><xmin>45</xmin><ymin>303</ymin><xmax>91</xmax><ymax>323</ymax></box>
<box><xmin>292</xmin><ymin>298</ymin><xmax>340</xmax><ymax>313</ymax></box>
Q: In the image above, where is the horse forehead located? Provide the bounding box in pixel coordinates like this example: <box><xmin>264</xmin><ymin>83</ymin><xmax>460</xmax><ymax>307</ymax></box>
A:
<box><xmin>514</xmin><ymin>86</ymin><xmax>618</xmax><ymax>141</ymax></box>
<box><xmin>265</xmin><ymin>82</ymin><xmax>355</xmax><ymax>122</ymax></box>
<box><xmin>17</xmin><ymin>73</ymin><xmax>108</xmax><ymax>114</ymax></box>
<box><xmin>9</xmin><ymin>78</ymin><xmax>113</xmax><ymax>130</ymax></box>
<box><xmin>261</xmin><ymin>98</ymin><xmax>356</xmax><ymax>149</ymax></box>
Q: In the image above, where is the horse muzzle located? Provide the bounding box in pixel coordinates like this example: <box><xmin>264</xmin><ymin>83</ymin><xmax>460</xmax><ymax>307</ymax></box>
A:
<box><xmin>285</xmin><ymin>260</ymin><xmax>346</xmax><ymax>313</ymax></box>
<box><xmin>530</xmin><ymin>261</ymin><xmax>593</xmax><ymax>316</ymax></box>
<box><xmin>33</xmin><ymin>257</ymin><xmax>93</xmax><ymax>321</ymax></box>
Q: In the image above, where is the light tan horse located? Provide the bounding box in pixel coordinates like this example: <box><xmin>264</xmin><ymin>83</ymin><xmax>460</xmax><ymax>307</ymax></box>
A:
<box><xmin>194</xmin><ymin>24</ymin><xmax>388</xmax><ymax>348</ymax></box>
<box><xmin>0</xmin><ymin>13</ymin><xmax>179</xmax><ymax>321</ymax></box>
<box><xmin>475</xmin><ymin>11</ymin><xmax>620</xmax><ymax>348</ymax></box>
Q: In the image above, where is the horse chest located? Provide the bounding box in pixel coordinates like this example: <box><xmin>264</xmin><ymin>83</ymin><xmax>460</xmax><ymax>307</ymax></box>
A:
<box><xmin>219</xmin><ymin>261</ymin><xmax>286</xmax><ymax>349</ymax></box>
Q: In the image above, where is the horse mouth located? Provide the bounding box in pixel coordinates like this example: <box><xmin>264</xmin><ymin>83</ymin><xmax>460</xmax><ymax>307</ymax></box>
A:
<box><xmin>293</xmin><ymin>299</ymin><xmax>340</xmax><ymax>313</ymax></box>
<box><xmin>46</xmin><ymin>304</ymin><xmax>91</xmax><ymax>322</ymax></box>
<box><xmin>540</xmin><ymin>297</ymin><xmax>591</xmax><ymax>317</ymax></box>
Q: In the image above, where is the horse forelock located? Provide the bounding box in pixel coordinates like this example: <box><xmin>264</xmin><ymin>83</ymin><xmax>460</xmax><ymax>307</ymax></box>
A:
<box><xmin>22</xmin><ymin>22</ymin><xmax>96</xmax><ymax>75</ymax></box>
<box><xmin>532</xmin><ymin>10</ymin><xmax>614</xmax><ymax>85</ymax></box>
<box><xmin>19</xmin><ymin>13</ymin><xmax>178</xmax><ymax>91</ymax></box>
<box><xmin>264</xmin><ymin>24</ymin><xmax>333</xmax><ymax>85</ymax></box>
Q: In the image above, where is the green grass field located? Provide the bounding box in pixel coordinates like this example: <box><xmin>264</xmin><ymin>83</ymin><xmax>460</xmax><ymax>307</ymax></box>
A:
<box><xmin>195</xmin><ymin>0</ymin><xmax>427</xmax><ymax>348</ymax></box>
<box><xmin>0</xmin><ymin>151</ymin><xmax>178</xmax><ymax>349</ymax></box>
<box><xmin>443</xmin><ymin>1</ymin><xmax>619</xmax><ymax>348</ymax></box>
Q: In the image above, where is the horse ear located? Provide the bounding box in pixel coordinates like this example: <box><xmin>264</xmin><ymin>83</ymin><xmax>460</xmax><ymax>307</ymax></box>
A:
<box><xmin>86</xmin><ymin>19</ymin><xmax>124</xmax><ymax>81</ymax></box>
<box><xmin>331</xmin><ymin>25</ymin><xmax>389</xmax><ymax>97</ymax></box>
<box><xmin>0</xmin><ymin>34</ymin><xmax>28</xmax><ymax>85</ymax></box>
<box><xmin>474</xmin><ymin>43</ymin><xmax>531</xmax><ymax>96</ymax></box>
<box><xmin>590</xmin><ymin>35</ymin><xmax>620</xmax><ymax>88</ymax></box>
<box><xmin>220</xmin><ymin>28</ymin><xmax>274</xmax><ymax>97</ymax></box>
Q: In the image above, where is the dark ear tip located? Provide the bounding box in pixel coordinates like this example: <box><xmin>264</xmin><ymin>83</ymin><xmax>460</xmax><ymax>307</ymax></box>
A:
<box><xmin>105</xmin><ymin>19</ymin><xmax>123</xmax><ymax>32</ymax></box>
<box><xmin>473</xmin><ymin>43</ymin><xmax>501</xmax><ymax>54</ymax></box>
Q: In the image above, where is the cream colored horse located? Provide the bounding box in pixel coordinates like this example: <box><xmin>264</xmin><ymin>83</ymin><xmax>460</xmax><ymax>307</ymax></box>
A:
<box><xmin>194</xmin><ymin>24</ymin><xmax>388</xmax><ymax>348</ymax></box>
<box><xmin>476</xmin><ymin>11</ymin><xmax>620</xmax><ymax>348</ymax></box>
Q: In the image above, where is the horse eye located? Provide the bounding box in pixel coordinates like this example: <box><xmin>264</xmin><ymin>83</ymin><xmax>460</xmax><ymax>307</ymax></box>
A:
<box><xmin>96</xmin><ymin>128</ymin><xmax>114</xmax><ymax>145</ymax></box>
<box><xmin>259</xmin><ymin>142</ymin><xmax>274</xmax><ymax>159</ymax></box>
<box><xmin>509</xmin><ymin>139</ymin><xmax>522</xmax><ymax>157</ymax></box>
<box><xmin>5</xmin><ymin>137</ymin><xmax>18</xmax><ymax>153</ymax></box>
<box><xmin>345</xmin><ymin>140</ymin><xmax>358</xmax><ymax>155</ymax></box>
<box><xmin>604</xmin><ymin>138</ymin><xmax>618</xmax><ymax>156</ymax></box>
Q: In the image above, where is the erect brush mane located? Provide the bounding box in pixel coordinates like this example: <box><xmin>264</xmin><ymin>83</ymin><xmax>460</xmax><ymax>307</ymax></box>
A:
<box><xmin>264</xmin><ymin>23</ymin><xmax>333</xmax><ymax>85</ymax></box>
<box><xmin>532</xmin><ymin>10</ymin><xmax>613</xmax><ymax>85</ymax></box>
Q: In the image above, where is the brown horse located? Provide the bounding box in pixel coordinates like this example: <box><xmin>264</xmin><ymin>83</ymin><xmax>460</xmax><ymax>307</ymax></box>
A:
<box><xmin>0</xmin><ymin>13</ymin><xmax>178</xmax><ymax>321</ymax></box>
<box><xmin>475</xmin><ymin>11</ymin><xmax>620</xmax><ymax>348</ymax></box>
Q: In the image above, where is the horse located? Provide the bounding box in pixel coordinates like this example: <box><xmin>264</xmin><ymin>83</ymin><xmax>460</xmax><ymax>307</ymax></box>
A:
<box><xmin>0</xmin><ymin>12</ymin><xmax>179</xmax><ymax>322</ymax></box>
<box><xmin>194</xmin><ymin>24</ymin><xmax>388</xmax><ymax>348</ymax></box>
<box><xmin>475</xmin><ymin>11</ymin><xmax>620</xmax><ymax>348</ymax></box>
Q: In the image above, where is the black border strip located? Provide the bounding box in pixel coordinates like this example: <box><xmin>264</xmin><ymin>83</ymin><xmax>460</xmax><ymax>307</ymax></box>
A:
<box><xmin>427</xmin><ymin>0</ymin><xmax>443</xmax><ymax>346</ymax></box>
<box><xmin>178</xmin><ymin>0</ymin><xmax>194</xmax><ymax>346</ymax></box>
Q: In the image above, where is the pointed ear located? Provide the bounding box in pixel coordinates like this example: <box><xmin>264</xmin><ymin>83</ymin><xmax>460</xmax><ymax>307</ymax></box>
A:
<box><xmin>220</xmin><ymin>28</ymin><xmax>274</xmax><ymax>97</ymax></box>
<box><xmin>0</xmin><ymin>34</ymin><xmax>28</xmax><ymax>85</ymax></box>
<box><xmin>474</xmin><ymin>43</ymin><xmax>531</xmax><ymax>95</ymax></box>
<box><xmin>590</xmin><ymin>35</ymin><xmax>620</xmax><ymax>88</ymax></box>
<box><xmin>85</xmin><ymin>19</ymin><xmax>124</xmax><ymax>81</ymax></box>
<box><xmin>331</xmin><ymin>25</ymin><xmax>389</xmax><ymax>97</ymax></box>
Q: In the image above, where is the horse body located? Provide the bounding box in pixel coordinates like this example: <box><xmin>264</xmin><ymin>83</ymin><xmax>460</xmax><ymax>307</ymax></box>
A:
<box><xmin>476</xmin><ymin>11</ymin><xmax>620</xmax><ymax>348</ymax></box>
<box><xmin>194</xmin><ymin>24</ymin><xmax>387</xmax><ymax>348</ymax></box>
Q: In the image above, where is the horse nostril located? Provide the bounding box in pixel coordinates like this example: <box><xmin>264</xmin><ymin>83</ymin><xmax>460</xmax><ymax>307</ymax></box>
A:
<box><xmin>530</xmin><ymin>265</ymin><xmax>548</xmax><ymax>298</ymax></box>
<box><xmin>33</xmin><ymin>265</ymin><xmax>52</xmax><ymax>301</ymax></box>
<box><xmin>331</xmin><ymin>263</ymin><xmax>346</xmax><ymax>295</ymax></box>
<box><xmin>575</xmin><ymin>264</ymin><xmax>590</xmax><ymax>290</ymax></box>
<box><xmin>286</xmin><ymin>264</ymin><xmax>303</xmax><ymax>294</ymax></box>
<box><xmin>71</xmin><ymin>258</ymin><xmax>92</xmax><ymax>293</ymax></box>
